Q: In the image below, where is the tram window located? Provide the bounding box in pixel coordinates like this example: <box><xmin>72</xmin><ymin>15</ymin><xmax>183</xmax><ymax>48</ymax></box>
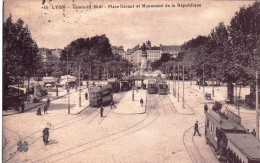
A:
<box><xmin>90</xmin><ymin>93</ymin><xmax>96</xmax><ymax>99</ymax></box>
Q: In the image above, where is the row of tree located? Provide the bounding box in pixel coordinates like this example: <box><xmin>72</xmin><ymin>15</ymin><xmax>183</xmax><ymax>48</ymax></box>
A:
<box><xmin>162</xmin><ymin>2</ymin><xmax>259</xmax><ymax>87</ymax></box>
<box><xmin>3</xmin><ymin>13</ymin><xmax>133</xmax><ymax>98</ymax></box>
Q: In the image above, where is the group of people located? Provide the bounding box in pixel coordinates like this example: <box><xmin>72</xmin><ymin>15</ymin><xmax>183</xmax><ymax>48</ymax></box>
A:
<box><xmin>37</xmin><ymin>98</ymin><xmax>50</xmax><ymax>115</ymax></box>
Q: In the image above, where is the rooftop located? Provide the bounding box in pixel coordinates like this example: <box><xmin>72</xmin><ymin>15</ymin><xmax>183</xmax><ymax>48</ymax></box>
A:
<box><xmin>226</xmin><ymin>133</ymin><xmax>260</xmax><ymax>160</ymax></box>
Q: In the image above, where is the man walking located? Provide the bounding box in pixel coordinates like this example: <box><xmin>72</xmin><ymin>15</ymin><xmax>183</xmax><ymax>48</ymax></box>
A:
<box><xmin>193</xmin><ymin>121</ymin><xmax>201</xmax><ymax>136</ymax></box>
<box><xmin>42</xmin><ymin>127</ymin><xmax>50</xmax><ymax>145</ymax></box>
<box><xmin>44</xmin><ymin>104</ymin><xmax>48</xmax><ymax>114</ymax></box>
<box><xmin>140</xmin><ymin>98</ymin><xmax>144</xmax><ymax>107</ymax></box>
<box><xmin>100</xmin><ymin>105</ymin><xmax>103</xmax><ymax>117</ymax></box>
<box><xmin>204</xmin><ymin>104</ymin><xmax>208</xmax><ymax>113</ymax></box>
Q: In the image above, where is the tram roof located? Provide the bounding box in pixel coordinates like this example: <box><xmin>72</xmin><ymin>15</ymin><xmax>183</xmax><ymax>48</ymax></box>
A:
<box><xmin>206</xmin><ymin>110</ymin><xmax>246</xmax><ymax>131</ymax></box>
<box><xmin>226</xmin><ymin>133</ymin><xmax>260</xmax><ymax>160</ymax></box>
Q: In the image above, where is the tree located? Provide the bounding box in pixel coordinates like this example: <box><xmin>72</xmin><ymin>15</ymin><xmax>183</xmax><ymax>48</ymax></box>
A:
<box><xmin>59</xmin><ymin>35</ymin><xmax>132</xmax><ymax>79</ymax></box>
<box><xmin>3</xmin><ymin>15</ymin><xmax>41</xmax><ymax>92</ymax></box>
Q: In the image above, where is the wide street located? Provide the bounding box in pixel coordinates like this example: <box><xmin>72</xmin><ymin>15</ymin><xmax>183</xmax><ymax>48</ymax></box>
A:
<box><xmin>3</xmin><ymin>81</ymin><xmax>258</xmax><ymax>163</ymax></box>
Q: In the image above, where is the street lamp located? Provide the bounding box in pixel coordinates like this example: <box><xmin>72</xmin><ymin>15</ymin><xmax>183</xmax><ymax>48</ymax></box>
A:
<box><xmin>78</xmin><ymin>62</ymin><xmax>81</xmax><ymax>107</ymax></box>
<box><xmin>177</xmin><ymin>63</ymin><xmax>180</xmax><ymax>102</ymax></box>
<box><xmin>67</xmin><ymin>50</ymin><xmax>70</xmax><ymax>114</ymax></box>
<box><xmin>183</xmin><ymin>64</ymin><xmax>185</xmax><ymax>109</ymax></box>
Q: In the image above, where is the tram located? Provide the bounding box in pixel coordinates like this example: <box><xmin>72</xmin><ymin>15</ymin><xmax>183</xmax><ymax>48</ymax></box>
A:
<box><xmin>89</xmin><ymin>84</ymin><xmax>113</xmax><ymax>107</ymax></box>
<box><xmin>157</xmin><ymin>78</ymin><xmax>168</xmax><ymax>95</ymax></box>
<box><xmin>205</xmin><ymin>108</ymin><xmax>260</xmax><ymax>163</ymax></box>
<box><xmin>107</xmin><ymin>78</ymin><xmax>120</xmax><ymax>93</ymax></box>
<box><xmin>120</xmin><ymin>76</ymin><xmax>132</xmax><ymax>91</ymax></box>
<box><xmin>147</xmin><ymin>78</ymin><xmax>158</xmax><ymax>94</ymax></box>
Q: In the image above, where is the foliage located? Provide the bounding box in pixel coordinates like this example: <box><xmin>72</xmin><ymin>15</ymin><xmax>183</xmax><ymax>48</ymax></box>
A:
<box><xmin>3</xmin><ymin>15</ymin><xmax>41</xmax><ymax>90</ymax></box>
<box><xmin>58</xmin><ymin>35</ymin><xmax>133</xmax><ymax>79</ymax></box>
<box><xmin>150</xmin><ymin>53</ymin><xmax>174</xmax><ymax>70</ymax></box>
<box><xmin>180</xmin><ymin>2</ymin><xmax>260</xmax><ymax>86</ymax></box>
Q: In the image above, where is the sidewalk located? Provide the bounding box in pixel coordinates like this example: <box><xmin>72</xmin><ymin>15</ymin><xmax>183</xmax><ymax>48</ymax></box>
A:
<box><xmin>187</xmin><ymin>83</ymin><xmax>259</xmax><ymax>115</ymax></box>
<box><xmin>3</xmin><ymin>86</ymin><xmax>89</xmax><ymax>116</ymax></box>
<box><xmin>167</xmin><ymin>81</ymin><xmax>194</xmax><ymax>115</ymax></box>
<box><xmin>113</xmin><ymin>89</ymin><xmax>146</xmax><ymax>115</ymax></box>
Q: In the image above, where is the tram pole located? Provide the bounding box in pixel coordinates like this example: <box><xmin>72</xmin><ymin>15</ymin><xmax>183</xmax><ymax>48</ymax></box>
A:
<box><xmin>178</xmin><ymin>63</ymin><xmax>180</xmax><ymax>102</ymax></box>
<box><xmin>67</xmin><ymin>51</ymin><xmax>70</xmax><ymax>114</ymax></box>
<box><xmin>173</xmin><ymin>65</ymin><xmax>175</xmax><ymax>97</ymax></box>
<box><xmin>183</xmin><ymin>64</ymin><xmax>185</xmax><ymax>109</ymax></box>
<box><xmin>256</xmin><ymin>71</ymin><xmax>259</xmax><ymax>139</ymax></box>
<box><xmin>78</xmin><ymin>63</ymin><xmax>81</xmax><ymax>107</ymax></box>
<box><xmin>203</xmin><ymin>64</ymin><xmax>205</xmax><ymax>93</ymax></box>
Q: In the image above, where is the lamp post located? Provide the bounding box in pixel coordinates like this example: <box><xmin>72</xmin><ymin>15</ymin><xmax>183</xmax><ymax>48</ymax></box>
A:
<box><xmin>203</xmin><ymin>64</ymin><xmax>205</xmax><ymax>93</ymax></box>
<box><xmin>78</xmin><ymin>62</ymin><xmax>81</xmax><ymax>107</ymax></box>
<box><xmin>67</xmin><ymin>50</ymin><xmax>70</xmax><ymax>114</ymax></box>
<box><xmin>256</xmin><ymin>71</ymin><xmax>259</xmax><ymax>139</ymax></box>
<box><xmin>177</xmin><ymin>63</ymin><xmax>180</xmax><ymax>102</ymax></box>
<box><xmin>183</xmin><ymin>64</ymin><xmax>185</xmax><ymax>109</ymax></box>
<box><xmin>132</xmin><ymin>70</ymin><xmax>135</xmax><ymax>101</ymax></box>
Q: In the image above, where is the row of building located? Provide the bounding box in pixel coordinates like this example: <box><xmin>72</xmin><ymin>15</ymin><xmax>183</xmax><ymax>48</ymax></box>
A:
<box><xmin>112</xmin><ymin>41</ymin><xmax>180</xmax><ymax>66</ymax></box>
<box><xmin>38</xmin><ymin>41</ymin><xmax>180</xmax><ymax>65</ymax></box>
<box><xmin>38</xmin><ymin>48</ymin><xmax>62</xmax><ymax>62</ymax></box>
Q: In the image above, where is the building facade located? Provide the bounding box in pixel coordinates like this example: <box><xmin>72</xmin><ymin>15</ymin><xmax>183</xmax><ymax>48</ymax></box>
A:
<box><xmin>128</xmin><ymin>41</ymin><xmax>180</xmax><ymax>66</ymax></box>
<box><xmin>38</xmin><ymin>48</ymin><xmax>61</xmax><ymax>62</ymax></box>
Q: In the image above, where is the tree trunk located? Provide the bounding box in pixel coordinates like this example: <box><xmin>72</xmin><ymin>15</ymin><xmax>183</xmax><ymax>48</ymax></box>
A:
<box><xmin>227</xmin><ymin>82</ymin><xmax>234</xmax><ymax>103</ymax></box>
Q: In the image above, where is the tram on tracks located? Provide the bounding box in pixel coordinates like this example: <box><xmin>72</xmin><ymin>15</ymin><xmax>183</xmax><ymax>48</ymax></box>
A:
<box><xmin>157</xmin><ymin>78</ymin><xmax>168</xmax><ymax>95</ymax></box>
<box><xmin>89</xmin><ymin>84</ymin><xmax>113</xmax><ymax>107</ymax></box>
<box><xmin>120</xmin><ymin>76</ymin><xmax>132</xmax><ymax>91</ymax></box>
<box><xmin>147</xmin><ymin>78</ymin><xmax>158</xmax><ymax>94</ymax></box>
<box><xmin>205</xmin><ymin>108</ymin><xmax>260</xmax><ymax>163</ymax></box>
<box><xmin>107</xmin><ymin>78</ymin><xmax>120</xmax><ymax>93</ymax></box>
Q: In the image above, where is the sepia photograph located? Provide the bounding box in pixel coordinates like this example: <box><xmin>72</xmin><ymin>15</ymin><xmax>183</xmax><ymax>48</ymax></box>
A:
<box><xmin>2</xmin><ymin>0</ymin><xmax>260</xmax><ymax>162</ymax></box>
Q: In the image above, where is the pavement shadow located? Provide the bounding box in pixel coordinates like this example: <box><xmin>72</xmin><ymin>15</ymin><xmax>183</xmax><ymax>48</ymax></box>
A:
<box><xmin>47</xmin><ymin>139</ymin><xmax>58</xmax><ymax>145</ymax></box>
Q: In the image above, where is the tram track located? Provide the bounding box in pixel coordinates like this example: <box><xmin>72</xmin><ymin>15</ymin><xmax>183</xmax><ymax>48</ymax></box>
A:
<box><xmin>3</xmin><ymin>90</ymin><xmax>129</xmax><ymax>163</ymax></box>
<box><xmin>183</xmin><ymin>123</ymin><xmax>205</xmax><ymax>163</ymax></box>
<box><xmin>30</xmin><ymin>92</ymin><xmax>159</xmax><ymax>163</ymax></box>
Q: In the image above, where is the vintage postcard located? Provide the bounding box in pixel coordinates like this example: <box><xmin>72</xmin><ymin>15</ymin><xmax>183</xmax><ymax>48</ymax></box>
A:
<box><xmin>2</xmin><ymin>0</ymin><xmax>260</xmax><ymax>162</ymax></box>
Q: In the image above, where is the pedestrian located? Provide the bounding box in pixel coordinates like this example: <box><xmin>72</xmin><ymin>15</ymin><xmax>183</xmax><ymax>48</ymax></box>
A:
<box><xmin>56</xmin><ymin>86</ymin><xmax>58</xmax><ymax>96</ymax></box>
<box><xmin>37</xmin><ymin>107</ymin><xmax>42</xmax><ymax>115</ymax></box>
<box><xmin>204</xmin><ymin>104</ymin><xmax>208</xmax><ymax>113</ymax></box>
<box><xmin>46</xmin><ymin>98</ymin><xmax>50</xmax><ymax>107</ymax></box>
<box><xmin>140</xmin><ymin>98</ymin><xmax>144</xmax><ymax>107</ymax></box>
<box><xmin>193</xmin><ymin>121</ymin><xmax>201</xmax><ymax>136</ymax></box>
<box><xmin>247</xmin><ymin>129</ymin><xmax>250</xmax><ymax>134</ymax></box>
<box><xmin>44</xmin><ymin>104</ymin><xmax>48</xmax><ymax>114</ymax></box>
<box><xmin>85</xmin><ymin>92</ymin><xmax>88</xmax><ymax>100</ymax></box>
<box><xmin>42</xmin><ymin>127</ymin><xmax>49</xmax><ymax>145</ymax></box>
<box><xmin>111</xmin><ymin>100</ymin><xmax>116</xmax><ymax>109</ymax></box>
<box><xmin>251</xmin><ymin>129</ymin><xmax>256</xmax><ymax>137</ymax></box>
<box><xmin>20</xmin><ymin>101</ymin><xmax>25</xmax><ymax>113</ymax></box>
<box><xmin>100</xmin><ymin>105</ymin><xmax>103</xmax><ymax>117</ymax></box>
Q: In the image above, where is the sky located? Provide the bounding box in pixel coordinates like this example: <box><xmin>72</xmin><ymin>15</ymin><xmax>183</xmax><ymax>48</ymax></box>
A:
<box><xmin>3</xmin><ymin>0</ymin><xmax>255</xmax><ymax>50</ymax></box>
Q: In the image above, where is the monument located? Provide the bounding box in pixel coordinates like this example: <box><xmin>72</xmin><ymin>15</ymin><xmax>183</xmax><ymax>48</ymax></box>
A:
<box><xmin>140</xmin><ymin>43</ymin><xmax>148</xmax><ymax>73</ymax></box>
